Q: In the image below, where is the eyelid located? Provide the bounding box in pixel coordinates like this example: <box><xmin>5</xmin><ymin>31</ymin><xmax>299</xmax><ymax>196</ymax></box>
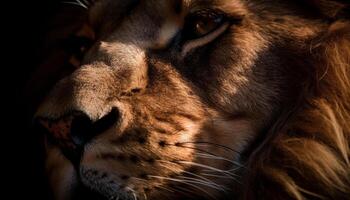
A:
<box><xmin>181</xmin><ymin>22</ymin><xmax>230</xmax><ymax>58</ymax></box>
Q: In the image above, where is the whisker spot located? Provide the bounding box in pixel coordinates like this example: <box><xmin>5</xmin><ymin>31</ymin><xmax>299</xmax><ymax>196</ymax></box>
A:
<box><xmin>159</xmin><ymin>141</ymin><xmax>167</xmax><ymax>147</ymax></box>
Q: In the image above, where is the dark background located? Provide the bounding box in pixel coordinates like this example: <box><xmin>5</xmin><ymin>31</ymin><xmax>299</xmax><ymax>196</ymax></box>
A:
<box><xmin>6</xmin><ymin>0</ymin><xmax>64</xmax><ymax>198</ymax></box>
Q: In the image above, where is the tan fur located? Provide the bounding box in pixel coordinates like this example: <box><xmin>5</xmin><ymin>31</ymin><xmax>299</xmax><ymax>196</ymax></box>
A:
<box><xmin>30</xmin><ymin>0</ymin><xmax>350</xmax><ymax>199</ymax></box>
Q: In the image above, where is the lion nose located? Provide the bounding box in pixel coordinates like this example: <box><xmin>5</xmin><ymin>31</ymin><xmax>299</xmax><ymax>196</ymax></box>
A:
<box><xmin>36</xmin><ymin>108</ymin><xmax>119</xmax><ymax>149</ymax></box>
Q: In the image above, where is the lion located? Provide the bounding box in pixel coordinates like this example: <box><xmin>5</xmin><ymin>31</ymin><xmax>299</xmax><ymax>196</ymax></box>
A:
<box><xmin>30</xmin><ymin>0</ymin><xmax>350</xmax><ymax>199</ymax></box>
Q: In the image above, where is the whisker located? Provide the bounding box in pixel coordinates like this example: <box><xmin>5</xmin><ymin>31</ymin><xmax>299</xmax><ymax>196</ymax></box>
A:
<box><xmin>125</xmin><ymin>187</ymin><xmax>138</xmax><ymax>200</ymax></box>
<box><xmin>177</xmin><ymin>141</ymin><xmax>242</xmax><ymax>154</ymax></box>
<box><xmin>80</xmin><ymin>0</ymin><xmax>90</xmax><ymax>5</ymax></box>
<box><xmin>175</xmin><ymin>161</ymin><xmax>237</xmax><ymax>177</ymax></box>
<box><xmin>168</xmin><ymin>143</ymin><xmax>225</xmax><ymax>160</ymax></box>
<box><xmin>156</xmin><ymin>162</ymin><xmax>227</xmax><ymax>191</ymax></box>
<box><xmin>200</xmin><ymin>172</ymin><xmax>241</xmax><ymax>181</ymax></box>
<box><xmin>62</xmin><ymin>0</ymin><xmax>88</xmax><ymax>9</ymax></box>
<box><xmin>132</xmin><ymin>176</ymin><xmax>194</xmax><ymax>198</ymax></box>
<box><xmin>159</xmin><ymin>145</ymin><xmax>243</xmax><ymax>181</ymax></box>
<box><xmin>130</xmin><ymin>177</ymin><xmax>148</xmax><ymax>183</ymax></box>
<box><xmin>180</xmin><ymin>156</ymin><xmax>240</xmax><ymax>183</ymax></box>
<box><xmin>158</xmin><ymin>160</ymin><xmax>228</xmax><ymax>191</ymax></box>
<box><xmin>132</xmin><ymin>174</ymin><xmax>197</xmax><ymax>198</ymax></box>
<box><xmin>155</xmin><ymin>185</ymin><xmax>176</xmax><ymax>193</ymax></box>
<box><xmin>168</xmin><ymin>143</ymin><xmax>240</xmax><ymax>168</ymax></box>
<box><xmin>159</xmin><ymin>160</ymin><xmax>224</xmax><ymax>193</ymax></box>
<box><xmin>177</xmin><ymin>175</ymin><xmax>228</xmax><ymax>191</ymax></box>
<box><xmin>182</xmin><ymin>170</ymin><xmax>225</xmax><ymax>187</ymax></box>
<box><xmin>62</xmin><ymin>1</ymin><xmax>88</xmax><ymax>9</ymax></box>
<box><xmin>153</xmin><ymin>186</ymin><xmax>178</xmax><ymax>200</ymax></box>
<box><xmin>227</xmin><ymin>168</ymin><xmax>242</xmax><ymax>172</ymax></box>
<box><xmin>149</xmin><ymin>175</ymin><xmax>219</xmax><ymax>199</ymax></box>
<box><xmin>151</xmin><ymin>175</ymin><xmax>223</xmax><ymax>191</ymax></box>
<box><xmin>194</xmin><ymin>152</ymin><xmax>244</xmax><ymax>168</ymax></box>
<box><xmin>201</xmin><ymin>168</ymin><xmax>240</xmax><ymax>176</ymax></box>
<box><xmin>170</xmin><ymin>143</ymin><xmax>245</xmax><ymax>172</ymax></box>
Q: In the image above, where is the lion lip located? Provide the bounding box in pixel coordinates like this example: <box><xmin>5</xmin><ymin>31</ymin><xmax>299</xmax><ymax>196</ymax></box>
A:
<box><xmin>80</xmin><ymin>168</ymin><xmax>134</xmax><ymax>200</ymax></box>
<box><xmin>71</xmin><ymin>181</ymin><xmax>112</xmax><ymax>200</ymax></box>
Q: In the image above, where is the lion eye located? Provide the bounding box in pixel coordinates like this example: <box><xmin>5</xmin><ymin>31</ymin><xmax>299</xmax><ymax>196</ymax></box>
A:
<box><xmin>184</xmin><ymin>10</ymin><xmax>226</xmax><ymax>39</ymax></box>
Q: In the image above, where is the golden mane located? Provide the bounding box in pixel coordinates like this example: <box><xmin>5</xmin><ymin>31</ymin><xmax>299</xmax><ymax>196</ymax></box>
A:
<box><xmin>244</xmin><ymin>20</ymin><xmax>350</xmax><ymax>200</ymax></box>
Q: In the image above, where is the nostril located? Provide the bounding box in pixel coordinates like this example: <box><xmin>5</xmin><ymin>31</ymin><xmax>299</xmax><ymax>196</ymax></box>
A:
<box><xmin>33</xmin><ymin>108</ymin><xmax>119</xmax><ymax>166</ymax></box>
<box><xmin>35</xmin><ymin>108</ymin><xmax>119</xmax><ymax>148</ymax></box>
<box><xmin>93</xmin><ymin>108</ymin><xmax>119</xmax><ymax>135</ymax></box>
<box><xmin>71</xmin><ymin>112</ymin><xmax>94</xmax><ymax>147</ymax></box>
<box><xmin>71</xmin><ymin>108</ymin><xmax>119</xmax><ymax>147</ymax></box>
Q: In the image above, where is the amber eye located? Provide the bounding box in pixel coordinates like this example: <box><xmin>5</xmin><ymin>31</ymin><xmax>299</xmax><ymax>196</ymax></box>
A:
<box><xmin>183</xmin><ymin>10</ymin><xmax>226</xmax><ymax>40</ymax></box>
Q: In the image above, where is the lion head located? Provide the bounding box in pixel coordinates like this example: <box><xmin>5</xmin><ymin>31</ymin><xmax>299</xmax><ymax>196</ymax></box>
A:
<box><xmin>31</xmin><ymin>0</ymin><xmax>350</xmax><ymax>199</ymax></box>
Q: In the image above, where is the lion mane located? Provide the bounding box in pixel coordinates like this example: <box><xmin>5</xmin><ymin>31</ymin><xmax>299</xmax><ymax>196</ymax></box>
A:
<box><xmin>244</xmin><ymin>19</ymin><xmax>350</xmax><ymax>200</ymax></box>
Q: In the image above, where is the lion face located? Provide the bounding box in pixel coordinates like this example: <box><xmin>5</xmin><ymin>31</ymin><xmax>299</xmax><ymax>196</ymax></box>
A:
<box><xmin>34</xmin><ymin>0</ymin><xmax>333</xmax><ymax>199</ymax></box>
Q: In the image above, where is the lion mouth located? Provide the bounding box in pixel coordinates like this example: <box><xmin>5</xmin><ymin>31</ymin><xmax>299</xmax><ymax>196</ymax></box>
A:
<box><xmin>71</xmin><ymin>182</ymin><xmax>109</xmax><ymax>200</ymax></box>
<box><xmin>79</xmin><ymin>168</ymin><xmax>141</xmax><ymax>200</ymax></box>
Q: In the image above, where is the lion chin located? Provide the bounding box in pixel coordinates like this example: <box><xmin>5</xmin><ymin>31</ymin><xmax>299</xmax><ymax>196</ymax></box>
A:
<box><xmin>30</xmin><ymin>0</ymin><xmax>350</xmax><ymax>199</ymax></box>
